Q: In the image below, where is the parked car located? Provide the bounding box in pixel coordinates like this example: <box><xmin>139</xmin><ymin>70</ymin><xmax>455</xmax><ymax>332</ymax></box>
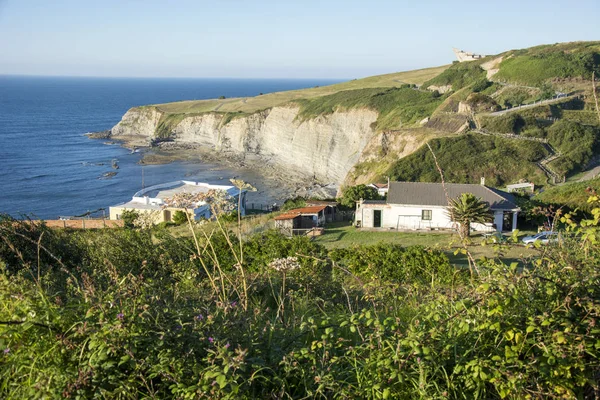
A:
<box><xmin>522</xmin><ymin>231</ymin><xmax>558</xmax><ymax>245</ymax></box>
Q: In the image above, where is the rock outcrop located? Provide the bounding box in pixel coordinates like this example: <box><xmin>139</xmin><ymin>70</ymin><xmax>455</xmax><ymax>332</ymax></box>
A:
<box><xmin>110</xmin><ymin>106</ymin><xmax>379</xmax><ymax>186</ymax></box>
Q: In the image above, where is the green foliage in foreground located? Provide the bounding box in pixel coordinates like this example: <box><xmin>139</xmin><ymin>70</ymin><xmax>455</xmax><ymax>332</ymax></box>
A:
<box><xmin>387</xmin><ymin>134</ymin><xmax>548</xmax><ymax>187</ymax></box>
<box><xmin>2</xmin><ymin>206</ymin><xmax>600</xmax><ymax>399</ymax></box>
<box><xmin>294</xmin><ymin>86</ymin><xmax>444</xmax><ymax>131</ymax></box>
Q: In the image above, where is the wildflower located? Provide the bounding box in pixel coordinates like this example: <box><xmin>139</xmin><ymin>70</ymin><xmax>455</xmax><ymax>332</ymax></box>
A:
<box><xmin>230</xmin><ymin>301</ymin><xmax>237</xmax><ymax>308</ymax></box>
<box><xmin>417</xmin><ymin>357</ymin><xmax>421</xmax><ymax>363</ymax></box>
<box><xmin>208</xmin><ymin>337</ymin><xmax>214</xmax><ymax>344</ymax></box>
<box><xmin>269</xmin><ymin>256</ymin><xmax>300</xmax><ymax>272</ymax></box>
<box><xmin>225</xmin><ymin>342</ymin><xmax>231</xmax><ymax>349</ymax></box>
<box><xmin>3</xmin><ymin>348</ymin><xmax>9</xmax><ymax>355</ymax></box>
<box><xmin>117</xmin><ymin>313</ymin><xmax>124</xmax><ymax>320</ymax></box>
<box><xmin>194</xmin><ymin>314</ymin><xmax>204</xmax><ymax>321</ymax></box>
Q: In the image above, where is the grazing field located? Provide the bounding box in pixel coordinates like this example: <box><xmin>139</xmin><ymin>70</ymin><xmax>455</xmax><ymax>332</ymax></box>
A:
<box><xmin>152</xmin><ymin>65</ymin><xmax>450</xmax><ymax>115</ymax></box>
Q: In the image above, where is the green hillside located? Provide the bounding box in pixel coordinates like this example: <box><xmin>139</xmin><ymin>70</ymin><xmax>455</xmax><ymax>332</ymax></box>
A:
<box><xmin>386</xmin><ymin>134</ymin><xmax>549</xmax><ymax>187</ymax></box>
<box><xmin>137</xmin><ymin>41</ymin><xmax>600</xmax><ymax>189</ymax></box>
<box><xmin>535</xmin><ymin>177</ymin><xmax>600</xmax><ymax>210</ymax></box>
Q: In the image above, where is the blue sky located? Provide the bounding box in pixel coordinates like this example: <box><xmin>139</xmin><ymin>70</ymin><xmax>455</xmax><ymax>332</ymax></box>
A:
<box><xmin>0</xmin><ymin>0</ymin><xmax>598</xmax><ymax>79</ymax></box>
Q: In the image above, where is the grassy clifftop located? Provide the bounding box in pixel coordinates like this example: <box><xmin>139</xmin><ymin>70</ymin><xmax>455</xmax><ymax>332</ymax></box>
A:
<box><xmin>132</xmin><ymin>41</ymin><xmax>600</xmax><ymax>189</ymax></box>
<box><xmin>152</xmin><ymin>65</ymin><xmax>449</xmax><ymax>115</ymax></box>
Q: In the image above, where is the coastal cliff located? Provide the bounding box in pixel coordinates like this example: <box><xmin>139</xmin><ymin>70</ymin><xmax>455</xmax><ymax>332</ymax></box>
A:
<box><xmin>110</xmin><ymin>106</ymin><xmax>379</xmax><ymax>186</ymax></box>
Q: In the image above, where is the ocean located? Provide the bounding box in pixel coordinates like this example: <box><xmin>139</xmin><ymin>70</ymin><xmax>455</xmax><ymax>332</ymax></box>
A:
<box><xmin>0</xmin><ymin>76</ymin><xmax>341</xmax><ymax>219</ymax></box>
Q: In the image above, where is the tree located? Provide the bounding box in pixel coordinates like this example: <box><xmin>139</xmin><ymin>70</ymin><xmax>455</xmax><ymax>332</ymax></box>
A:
<box><xmin>447</xmin><ymin>193</ymin><xmax>492</xmax><ymax>238</ymax></box>
<box><xmin>120</xmin><ymin>210</ymin><xmax>139</xmax><ymax>229</ymax></box>
<box><xmin>172</xmin><ymin>210</ymin><xmax>189</xmax><ymax>225</ymax></box>
<box><xmin>339</xmin><ymin>185</ymin><xmax>380</xmax><ymax>208</ymax></box>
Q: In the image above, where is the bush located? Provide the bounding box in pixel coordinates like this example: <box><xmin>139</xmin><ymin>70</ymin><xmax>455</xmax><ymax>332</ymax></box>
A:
<box><xmin>172</xmin><ymin>210</ymin><xmax>189</xmax><ymax>225</ymax></box>
<box><xmin>281</xmin><ymin>197</ymin><xmax>306</xmax><ymax>211</ymax></box>
<box><xmin>338</xmin><ymin>184</ymin><xmax>381</xmax><ymax>208</ymax></box>
<box><xmin>120</xmin><ymin>209</ymin><xmax>139</xmax><ymax>229</ymax></box>
<box><xmin>330</xmin><ymin>244</ymin><xmax>454</xmax><ymax>285</ymax></box>
<box><xmin>471</xmin><ymin>78</ymin><xmax>491</xmax><ymax>93</ymax></box>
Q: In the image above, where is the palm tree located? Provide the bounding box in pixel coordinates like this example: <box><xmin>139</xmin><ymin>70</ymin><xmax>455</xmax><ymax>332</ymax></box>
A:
<box><xmin>447</xmin><ymin>193</ymin><xmax>493</xmax><ymax>238</ymax></box>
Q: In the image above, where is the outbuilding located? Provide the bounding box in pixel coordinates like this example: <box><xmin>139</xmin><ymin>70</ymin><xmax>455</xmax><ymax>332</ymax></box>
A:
<box><xmin>274</xmin><ymin>205</ymin><xmax>327</xmax><ymax>236</ymax></box>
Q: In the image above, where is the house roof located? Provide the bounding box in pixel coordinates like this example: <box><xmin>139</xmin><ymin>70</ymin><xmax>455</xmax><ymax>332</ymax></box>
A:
<box><xmin>386</xmin><ymin>182</ymin><xmax>518</xmax><ymax>210</ymax></box>
<box><xmin>273</xmin><ymin>205</ymin><xmax>327</xmax><ymax>220</ymax></box>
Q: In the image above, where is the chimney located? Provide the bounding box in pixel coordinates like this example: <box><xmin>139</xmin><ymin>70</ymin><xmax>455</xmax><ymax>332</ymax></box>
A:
<box><xmin>480</xmin><ymin>177</ymin><xmax>485</xmax><ymax>186</ymax></box>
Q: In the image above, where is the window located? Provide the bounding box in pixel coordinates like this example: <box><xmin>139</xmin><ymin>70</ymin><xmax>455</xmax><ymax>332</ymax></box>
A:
<box><xmin>421</xmin><ymin>210</ymin><xmax>432</xmax><ymax>221</ymax></box>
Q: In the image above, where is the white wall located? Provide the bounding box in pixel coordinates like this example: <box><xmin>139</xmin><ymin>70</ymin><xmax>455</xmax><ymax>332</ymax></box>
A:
<box><xmin>357</xmin><ymin>203</ymin><xmax>500</xmax><ymax>232</ymax></box>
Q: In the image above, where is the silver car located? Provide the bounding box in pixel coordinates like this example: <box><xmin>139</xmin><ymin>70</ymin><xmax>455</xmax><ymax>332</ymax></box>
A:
<box><xmin>522</xmin><ymin>231</ymin><xmax>557</xmax><ymax>245</ymax></box>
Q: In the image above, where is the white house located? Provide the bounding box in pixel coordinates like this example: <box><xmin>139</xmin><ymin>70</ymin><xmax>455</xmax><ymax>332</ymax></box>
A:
<box><xmin>355</xmin><ymin>181</ymin><xmax>520</xmax><ymax>232</ymax></box>
<box><xmin>109</xmin><ymin>180</ymin><xmax>247</xmax><ymax>223</ymax></box>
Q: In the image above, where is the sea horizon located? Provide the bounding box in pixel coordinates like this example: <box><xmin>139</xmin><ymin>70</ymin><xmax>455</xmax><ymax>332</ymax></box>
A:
<box><xmin>0</xmin><ymin>75</ymin><xmax>343</xmax><ymax>219</ymax></box>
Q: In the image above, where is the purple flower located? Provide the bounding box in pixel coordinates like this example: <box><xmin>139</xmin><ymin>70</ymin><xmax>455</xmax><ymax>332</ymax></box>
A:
<box><xmin>224</xmin><ymin>342</ymin><xmax>231</xmax><ymax>349</ymax></box>
<box><xmin>231</xmin><ymin>301</ymin><xmax>237</xmax><ymax>307</ymax></box>
<box><xmin>208</xmin><ymin>337</ymin><xmax>214</xmax><ymax>343</ymax></box>
<box><xmin>194</xmin><ymin>314</ymin><xmax>204</xmax><ymax>321</ymax></box>
<box><xmin>3</xmin><ymin>348</ymin><xmax>9</xmax><ymax>355</ymax></box>
<box><xmin>117</xmin><ymin>313</ymin><xmax>124</xmax><ymax>320</ymax></box>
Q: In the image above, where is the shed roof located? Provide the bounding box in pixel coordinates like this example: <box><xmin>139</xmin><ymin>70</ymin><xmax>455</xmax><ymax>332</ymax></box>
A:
<box><xmin>273</xmin><ymin>205</ymin><xmax>327</xmax><ymax>220</ymax></box>
<box><xmin>386</xmin><ymin>182</ymin><xmax>518</xmax><ymax>210</ymax></box>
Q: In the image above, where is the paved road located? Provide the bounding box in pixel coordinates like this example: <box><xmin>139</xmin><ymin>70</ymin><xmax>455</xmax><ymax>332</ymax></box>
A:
<box><xmin>488</xmin><ymin>95</ymin><xmax>573</xmax><ymax>116</ymax></box>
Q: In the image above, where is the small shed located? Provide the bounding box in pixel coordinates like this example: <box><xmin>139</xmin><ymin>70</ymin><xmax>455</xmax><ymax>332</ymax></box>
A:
<box><xmin>305</xmin><ymin>200</ymin><xmax>338</xmax><ymax>222</ymax></box>
<box><xmin>274</xmin><ymin>205</ymin><xmax>327</xmax><ymax>236</ymax></box>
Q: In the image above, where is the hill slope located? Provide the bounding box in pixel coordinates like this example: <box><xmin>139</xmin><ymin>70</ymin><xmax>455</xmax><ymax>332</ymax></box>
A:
<box><xmin>106</xmin><ymin>41</ymin><xmax>600</xmax><ymax>194</ymax></box>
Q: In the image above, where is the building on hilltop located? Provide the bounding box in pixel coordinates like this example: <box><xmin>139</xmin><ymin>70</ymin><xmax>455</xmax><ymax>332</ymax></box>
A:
<box><xmin>109</xmin><ymin>180</ymin><xmax>247</xmax><ymax>224</ymax></box>
<box><xmin>355</xmin><ymin>181</ymin><xmax>519</xmax><ymax>232</ymax></box>
<box><xmin>453</xmin><ymin>48</ymin><xmax>485</xmax><ymax>62</ymax></box>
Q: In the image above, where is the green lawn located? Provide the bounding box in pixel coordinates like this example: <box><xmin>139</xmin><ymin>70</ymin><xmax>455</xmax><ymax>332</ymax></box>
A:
<box><xmin>316</xmin><ymin>222</ymin><xmax>539</xmax><ymax>267</ymax></box>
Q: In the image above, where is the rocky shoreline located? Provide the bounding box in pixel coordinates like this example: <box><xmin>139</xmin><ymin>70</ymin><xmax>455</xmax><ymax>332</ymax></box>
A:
<box><xmin>87</xmin><ymin>130</ymin><xmax>338</xmax><ymax>200</ymax></box>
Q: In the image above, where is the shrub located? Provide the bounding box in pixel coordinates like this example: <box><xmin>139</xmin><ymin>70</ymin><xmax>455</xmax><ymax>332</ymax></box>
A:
<box><xmin>330</xmin><ymin>244</ymin><xmax>454</xmax><ymax>285</ymax></box>
<box><xmin>172</xmin><ymin>210</ymin><xmax>189</xmax><ymax>225</ymax></box>
<box><xmin>120</xmin><ymin>209</ymin><xmax>139</xmax><ymax>229</ymax></box>
<box><xmin>338</xmin><ymin>184</ymin><xmax>381</xmax><ymax>209</ymax></box>
<box><xmin>281</xmin><ymin>197</ymin><xmax>306</xmax><ymax>211</ymax></box>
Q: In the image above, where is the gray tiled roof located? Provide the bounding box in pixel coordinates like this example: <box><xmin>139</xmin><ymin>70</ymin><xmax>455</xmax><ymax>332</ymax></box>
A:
<box><xmin>387</xmin><ymin>182</ymin><xmax>518</xmax><ymax>210</ymax></box>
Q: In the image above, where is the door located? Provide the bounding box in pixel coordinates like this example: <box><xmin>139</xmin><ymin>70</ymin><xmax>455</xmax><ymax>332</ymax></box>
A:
<box><xmin>502</xmin><ymin>212</ymin><xmax>513</xmax><ymax>231</ymax></box>
<box><xmin>373</xmin><ymin>210</ymin><xmax>382</xmax><ymax>228</ymax></box>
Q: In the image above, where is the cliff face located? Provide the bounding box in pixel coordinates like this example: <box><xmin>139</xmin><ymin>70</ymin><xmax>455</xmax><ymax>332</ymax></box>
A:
<box><xmin>111</xmin><ymin>106</ymin><xmax>378</xmax><ymax>185</ymax></box>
